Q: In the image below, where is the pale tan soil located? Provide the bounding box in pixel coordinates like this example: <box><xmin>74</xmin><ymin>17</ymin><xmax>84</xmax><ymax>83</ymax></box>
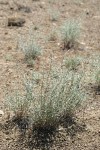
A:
<box><xmin>0</xmin><ymin>0</ymin><xmax>100</xmax><ymax>149</ymax></box>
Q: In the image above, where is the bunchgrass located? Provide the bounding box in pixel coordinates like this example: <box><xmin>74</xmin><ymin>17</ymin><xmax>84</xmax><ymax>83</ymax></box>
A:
<box><xmin>64</xmin><ymin>57</ymin><xmax>81</xmax><ymax>71</ymax></box>
<box><xmin>5</xmin><ymin>62</ymin><xmax>86</xmax><ymax>130</ymax></box>
<box><xmin>61</xmin><ymin>19</ymin><xmax>80</xmax><ymax>49</ymax></box>
<box><xmin>18</xmin><ymin>37</ymin><xmax>41</xmax><ymax>60</ymax></box>
<box><xmin>18</xmin><ymin>33</ymin><xmax>41</xmax><ymax>62</ymax></box>
<box><xmin>49</xmin><ymin>10</ymin><xmax>60</xmax><ymax>22</ymax></box>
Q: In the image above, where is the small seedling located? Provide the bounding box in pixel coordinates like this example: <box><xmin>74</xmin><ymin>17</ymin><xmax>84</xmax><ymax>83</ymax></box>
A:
<box><xmin>49</xmin><ymin>10</ymin><xmax>60</xmax><ymax>22</ymax></box>
<box><xmin>5</xmin><ymin>54</ymin><xmax>13</xmax><ymax>61</ymax></box>
<box><xmin>64</xmin><ymin>57</ymin><xmax>80</xmax><ymax>71</ymax></box>
<box><xmin>48</xmin><ymin>30</ymin><xmax>57</xmax><ymax>41</ymax></box>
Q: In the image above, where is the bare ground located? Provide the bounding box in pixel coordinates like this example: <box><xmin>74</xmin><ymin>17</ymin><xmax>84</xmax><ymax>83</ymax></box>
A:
<box><xmin>0</xmin><ymin>0</ymin><xmax>100</xmax><ymax>149</ymax></box>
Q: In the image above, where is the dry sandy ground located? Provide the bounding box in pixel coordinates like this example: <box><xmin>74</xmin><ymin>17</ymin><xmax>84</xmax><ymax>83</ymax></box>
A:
<box><xmin>0</xmin><ymin>0</ymin><xmax>100</xmax><ymax>149</ymax></box>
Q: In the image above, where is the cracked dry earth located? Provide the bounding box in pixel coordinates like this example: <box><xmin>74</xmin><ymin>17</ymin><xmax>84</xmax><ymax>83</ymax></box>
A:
<box><xmin>0</xmin><ymin>0</ymin><xmax>100</xmax><ymax>150</ymax></box>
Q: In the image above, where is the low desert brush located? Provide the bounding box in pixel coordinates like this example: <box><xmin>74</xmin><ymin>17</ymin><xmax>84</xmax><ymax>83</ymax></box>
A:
<box><xmin>5</xmin><ymin>63</ymin><xmax>86</xmax><ymax>129</ymax></box>
<box><xmin>64</xmin><ymin>57</ymin><xmax>81</xmax><ymax>71</ymax></box>
<box><xmin>49</xmin><ymin>10</ymin><xmax>60</xmax><ymax>22</ymax></box>
<box><xmin>18</xmin><ymin>32</ymin><xmax>41</xmax><ymax>62</ymax></box>
<box><xmin>61</xmin><ymin>19</ymin><xmax>80</xmax><ymax>49</ymax></box>
<box><xmin>19</xmin><ymin>37</ymin><xmax>41</xmax><ymax>60</ymax></box>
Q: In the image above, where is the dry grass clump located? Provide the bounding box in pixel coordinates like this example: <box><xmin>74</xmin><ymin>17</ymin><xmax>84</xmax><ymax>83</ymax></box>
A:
<box><xmin>64</xmin><ymin>57</ymin><xmax>81</xmax><ymax>71</ymax></box>
<box><xmin>49</xmin><ymin>10</ymin><xmax>60</xmax><ymax>22</ymax></box>
<box><xmin>5</xmin><ymin>63</ymin><xmax>86</xmax><ymax>130</ymax></box>
<box><xmin>18</xmin><ymin>32</ymin><xmax>41</xmax><ymax>64</ymax></box>
<box><xmin>19</xmin><ymin>37</ymin><xmax>41</xmax><ymax>60</ymax></box>
<box><xmin>61</xmin><ymin>19</ymin><xmax>80</xmax><ymax>50</ymax></box>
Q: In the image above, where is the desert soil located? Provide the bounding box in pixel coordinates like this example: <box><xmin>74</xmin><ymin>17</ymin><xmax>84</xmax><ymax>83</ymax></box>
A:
<box><xmin>0</xmin><ymin>0</ymin><xmax>100</xmax><ymax>150</ymax></box>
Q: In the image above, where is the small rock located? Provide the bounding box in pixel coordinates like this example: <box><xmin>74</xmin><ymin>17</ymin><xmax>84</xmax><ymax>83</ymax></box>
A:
<box><xmin>86</xmin><ymin>12</ymin><xmax>89</xmax><ymax>15</ymax></box>
<box><xmin>52</xmin><ymin>23</ymin><xmax>57</xmax><ymax>26</ymax></box>
<box><xmin>17</xmin><ymin>5</ymin><xmax>31</xmax><ymax>13</ymax></box>
<box><xmin>0</xmin><ymin>110</ymin><xmax>4</xmax><ymax>116</ymax></box>
<box><xmin>41</xmin><ymin>2</ymin><xmax>45</xmax><ymax>5</ymax></box>
<box><xmin>57</xmin><ymin>43</ymin><xmax>60</xmax><ymax>46</ymax></box>
<box><xmin>8</xmin><ymin>17</ymin><xmax>25</xmax><ymax>27</ymax></box>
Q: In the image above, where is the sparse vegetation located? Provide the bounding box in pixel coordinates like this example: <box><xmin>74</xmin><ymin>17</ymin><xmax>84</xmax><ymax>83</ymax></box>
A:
<box><xmin>95</xmin><ymin>71</ymin><xmax>100</xmax><ymax>87</ymax></box>
<box><xmin>64</xmin><ymin>57</ymin><xmax>81</xmax><ymax>71</ymax></box>
<box><xmin>26</xmin><ymin>59</ymin><xmax>35</xmax><ymax>67</ymax></box>
<box><xmin>49</xmin><ymin>10</ymin><xmax>60</xmax><ymax>21</ymax></box>
<box><xmin>1</xmin><ymin>0</ymin><xmax>100</xmax><ymax>149</ymax></box>
<box><xmin>61</xmin><ymin>19</ymin><xmax>80</xmax><ymax>49</ymax></box>
<box><xmin>5</xmin><ymin>63</ymin><xmax>86</xmax><ymax>129</ymax></box>
<box><xmin>48</xmin><ymin>30</ymin><xmax>57</xmax><ymax>41</ymax></box>
<box><xmin>18</xmin><ymin>34</ymin><xmax>41</xmax><ymax>62</ymax></box>
<box><xmin>5</xmin><ymin>54</ymin><xmax>13</xmax><ymax>62</ymax></box>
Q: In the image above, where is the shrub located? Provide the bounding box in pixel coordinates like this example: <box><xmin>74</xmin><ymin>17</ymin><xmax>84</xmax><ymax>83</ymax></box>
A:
<box><xmin>18</xmin><ymin>34</ymin><xmax>41</xmax><ymax>61</ymax></box>
<box><xmin>61</xmin><ymin>19</ymin><xmax>80</xmax><ymax>49</ymax></box>
<box><xmin>5</xmin><ymin>64</ymin><xmax>86</xmax><ymax>129</ymax></box>
<box><xmin>20</xmin><ymin>39</ymin><xmax>41</xmax><ymax>60</ymax></box>
<box><xmin>49</xmin><ymin>10</ymin><xmax>60</xmax><ymax>22</ymax></box>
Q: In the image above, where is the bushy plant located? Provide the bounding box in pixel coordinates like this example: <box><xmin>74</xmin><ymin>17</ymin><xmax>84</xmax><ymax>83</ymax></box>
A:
<box><xmin>5</xmin><ymin>64</ymin><xmax>86</xmax><ymax>129</ymax></box>
<box><xmin>18</xmin><ymin>33</ymin><xmax>41</xmax><ymax>62</ymax></box>
<box><xmin>18</xmin><ymin>27</ymin><xmax>42</xmax><ymax>65</ymax></box>
<box><xmin>61</xmin><ymin>19</ymin><xmax>80</xmax><ymax>49</ymax></box>
<box><xmin>49</xmin><ymin>10</ymin><xmax>60</xmax><ymax>22</ymax></box>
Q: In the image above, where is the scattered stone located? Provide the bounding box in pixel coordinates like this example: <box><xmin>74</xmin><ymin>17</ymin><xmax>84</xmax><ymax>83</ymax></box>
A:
<box><xmin>18</xmin><ymin>6</ymin><xmax>31</xmax><ymax>13</ymax></box>
<box><xmin>8</xmin><ymin>17</ymin><xmax>25</xmax><ymax>27</ymax></box>
<box><xmin>16</xmin><ymin>4</ymin><xmax>31</xmax><ymax>13</ymax></box>
<box><xmin>58</xmin><ymin>127</ymin><xmax>64</xmax><ymax>131</ymax></box>
<box><xmin>57</xmin><ymin>43</ymin><xmax>60</xmax><ymax>46</ymax></box>
<box><xmin>86</xmin><ymin>12</ymin><xmax>89</xmax><ymax>15</ymax></box>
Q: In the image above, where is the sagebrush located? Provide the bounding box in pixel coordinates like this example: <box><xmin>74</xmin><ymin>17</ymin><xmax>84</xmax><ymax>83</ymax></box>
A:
<box><xmin>5</xmin><ymin>62</ymin><xmax>86</xmax><ymax>129</ymax></box>
<box><xmin>61</xmin><ymin>19</ymin><xmax>80</xmax><ymax>49</ymax></box>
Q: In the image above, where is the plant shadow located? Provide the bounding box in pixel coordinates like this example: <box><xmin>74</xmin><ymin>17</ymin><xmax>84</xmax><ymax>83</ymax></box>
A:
<box><xmin>2</xmin><ymin>113</ymin><xmax>86</xmax><ymax>149</ymax></box>
<box><xmin>61</xmin><ymin>115</ymin><xmax>86</xmax><ymax>138</ymax></box>
<box><xmin>27</xmin><ymin>125</ymin><xmax>57</xmax><ymax>150</ymax></box>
